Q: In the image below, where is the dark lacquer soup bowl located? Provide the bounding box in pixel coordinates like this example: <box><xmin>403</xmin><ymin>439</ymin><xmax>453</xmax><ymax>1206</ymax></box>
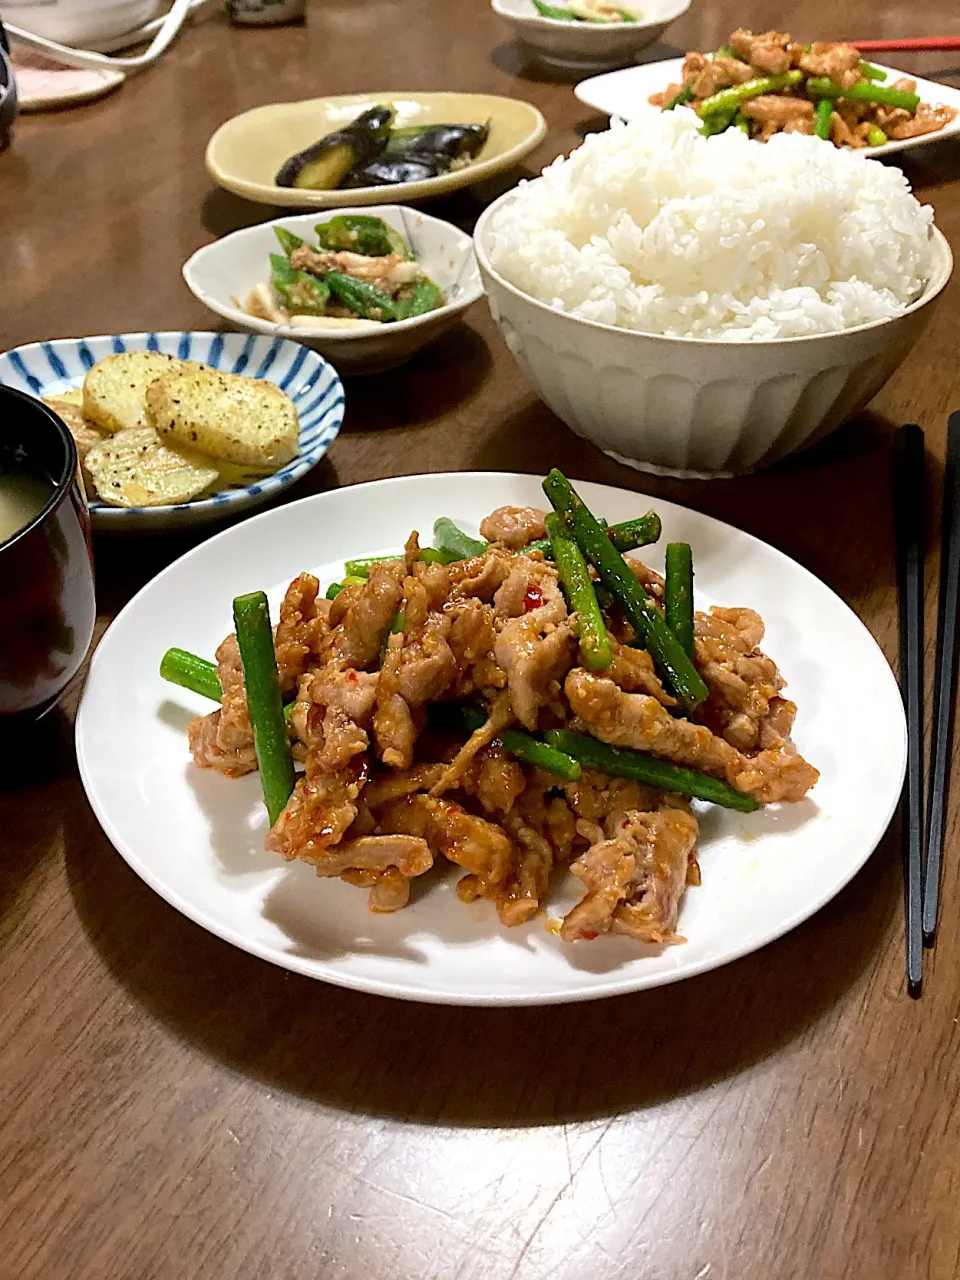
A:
<box><xmin>0</xmin><ymin>386</ymin><xmax>96</xmax><ymax>720</ymax></box>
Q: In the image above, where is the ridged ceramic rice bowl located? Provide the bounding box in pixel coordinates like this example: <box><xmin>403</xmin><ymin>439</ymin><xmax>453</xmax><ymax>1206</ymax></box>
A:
<box><xmin>474</xmin><ymin>110</ymin><xmax>951</xmax><ymax>477</ymax></box>
<box><xmin>485</xmin><ymin>108</ymin><xmax>935</xmax><ymax>341</ymax></box>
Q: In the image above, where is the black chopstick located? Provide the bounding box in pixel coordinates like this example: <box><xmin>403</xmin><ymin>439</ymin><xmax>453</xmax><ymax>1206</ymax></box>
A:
<box><xmin>894</xmin><ymin>424</ymin><xmax>925</xmax><ymax>997</ymax></box>
<box><xmin>923</xmin><ymin>412</ymin><xmax>960</xmax><ymax>946</ymax></box>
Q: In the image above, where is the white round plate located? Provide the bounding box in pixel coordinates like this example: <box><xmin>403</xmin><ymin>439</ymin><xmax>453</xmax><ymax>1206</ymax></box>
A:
<box><xmin>76</xmin><ymin>472</ymin><xmax>906</xmax><ymax>1005</ymax></box>
<box><xmin>575</xmin><ymin>58</ymin><xmax>960</xmax><ymax>159</ymax></box>
<box><xmin>0</xmin><ymin>331</ymin><xmax>344</xmax><ymax>532</ymax></box>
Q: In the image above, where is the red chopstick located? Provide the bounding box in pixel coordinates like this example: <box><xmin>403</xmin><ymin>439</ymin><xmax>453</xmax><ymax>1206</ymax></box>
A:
<box><xmin>853</xmin><ymin>37</ymin><xmax>960</xmax><ymax>53</ymax></box>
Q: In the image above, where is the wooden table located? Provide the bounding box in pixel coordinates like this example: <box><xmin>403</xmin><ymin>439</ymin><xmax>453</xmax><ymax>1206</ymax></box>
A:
<box><xmin>3</xmin><ymin>3</ymin><xmax>960</xmax><ymax>1277</ymax></box>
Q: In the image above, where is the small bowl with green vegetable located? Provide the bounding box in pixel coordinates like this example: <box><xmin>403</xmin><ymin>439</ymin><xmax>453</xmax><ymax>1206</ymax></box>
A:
<box><xmin>492</xmin><ymin>0</ymin><xmax>691</xmax><ymax>72</ymax></box>
<box><xmin>183</xmin><ymin>206</ymin><xmax>482</xmax><ymax>376</ymax></box>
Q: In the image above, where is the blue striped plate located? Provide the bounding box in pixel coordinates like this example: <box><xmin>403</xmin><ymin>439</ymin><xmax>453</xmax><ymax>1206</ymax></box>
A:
<box><xmin>0</xmin><ymin>331</ymin><xmax>344</xmax><ymax>532</ymax></box>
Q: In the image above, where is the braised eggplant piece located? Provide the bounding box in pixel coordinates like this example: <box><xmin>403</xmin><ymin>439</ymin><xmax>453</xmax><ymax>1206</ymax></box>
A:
<box><xmin>385</xmin><ymin>122</ymin><xmax>489</xmax><ymax>163</ymax></box>
<box><xmin>340</xmin><ymin>155</ymin><xmax>442</xmax><ymax>188</ymax></box>
<box><xmin>275</xmin><ymin>106</ymin><xmax>394</xmax><ymax>190</ymax></box>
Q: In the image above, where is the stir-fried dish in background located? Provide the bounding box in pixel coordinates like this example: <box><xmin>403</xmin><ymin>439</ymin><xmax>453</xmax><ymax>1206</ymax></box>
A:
<box><xmin>163</xmin><ymin>473</ymin><xmax>818</xmax><ymax>947</ymax></box>
<box><xmin>650</xmin><ymin>28</ymin><xmax>958</xmax><ymax>147</ymax></box>
<box><xmin>532</xmin><ymin>1</ymin><xmax>643</xmax><ymax>22</ymax></box>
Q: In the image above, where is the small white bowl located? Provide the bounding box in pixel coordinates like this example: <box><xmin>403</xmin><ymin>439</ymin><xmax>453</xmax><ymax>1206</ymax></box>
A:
<box><xmin>183</xmin><ymin>206</ymin><xmax>483</xmax><ymax>377</ymax></box>
<box><xmin>491</xmin><ymin>0</ymin><xmax>691</xmax><ymax>72</ymax></box>
<box><xmin>474</xmin><ymin>193</ymin><xmax>953</xmax><ymax>478</ymax></box>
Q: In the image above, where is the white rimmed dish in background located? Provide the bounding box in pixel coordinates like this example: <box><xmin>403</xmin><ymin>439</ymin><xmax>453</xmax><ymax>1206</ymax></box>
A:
<box><xmin>76</xmin><ymin>471</ymin><xmax>906</xmax><ymax>1006</ymax></box>
<box><xmin>574</xmin><ymin>57</ymin><xmax>960</xmax><ymax>158</ymax></box>
<box><xmin>492</xmin><ymin>0</ymin><xmax>690</xmax><ymax>72</ymax></box>
<box><xmin>205</xmin><ymin>91</ymin><xmax>547</xmax><ymax>210</ymax></box>
<box><xmin>183</xmin><ymin>206</ymin><xmax>482</xmax><ymax>377</ymax></box>
<box><xmin>0</xmin><ymin>332</ymin><xmax>344</xmax><ymax>531</ymax></box>
<box><xmin>12</xmin><ymin>50</ymin><xmax>124</xmax><ymax>109</ymax></box>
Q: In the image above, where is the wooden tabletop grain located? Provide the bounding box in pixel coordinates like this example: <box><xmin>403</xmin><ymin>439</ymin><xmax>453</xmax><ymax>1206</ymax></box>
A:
<box><xmin>3</xmin><ymin>3</ymin><xmax>960</xmax><ymax>1277</ymax></box>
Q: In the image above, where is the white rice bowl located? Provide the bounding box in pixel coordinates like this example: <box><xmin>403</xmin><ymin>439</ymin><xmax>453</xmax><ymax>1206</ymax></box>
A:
<box><xmin>486</xmin><ymin>108</ymin><xmax>936</xmax><ymax>342</ymax></box>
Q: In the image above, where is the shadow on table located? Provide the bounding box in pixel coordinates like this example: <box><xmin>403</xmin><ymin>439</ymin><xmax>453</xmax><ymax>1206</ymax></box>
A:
<box><xmin>200</xmin><ymin>187</ymin><xmax>292</xmax><ymax>241</ymax></box>
<box><xmin>87</xmin><ymin>455</ymin><xmax>340</xmax><ymax>615</ymax></box>
<box><xmin>339</xmin><ymin>323</ymin><xmax>493</xmax><ymax>433</ymax></box>
<box><xmin>0</xmin><ymin>710</ymin><xmax>77</xmax><ymax>931</ymax></box>
<box><xmin>198</xmin><ymin>166</ymin><xmax>540</xmax><ymax>247</ymax></box>
<box><xmin>64</xmin><ymin>796</ymin><xmax>901</xmax><ymax>1127</ymax></box>
<box><xmin>887</xmin><ymin>135</ymin><xmax>960</xmax><ymax>193</ymax></box>
<box><xmin>470</xmin><ymin>399</ymin><xmax>938</xmax><ymax>607</ymax></box>
<box><xmin>489</xmin><ymin>39</ymin><xmax>682</xmax><ymax>85</ymax></box>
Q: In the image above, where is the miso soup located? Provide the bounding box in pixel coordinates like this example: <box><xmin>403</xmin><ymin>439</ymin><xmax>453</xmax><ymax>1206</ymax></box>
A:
<box><xmin>0</xmin><ymin>470</ymin><xmax>52</xmax><ymax>544</ymax></box>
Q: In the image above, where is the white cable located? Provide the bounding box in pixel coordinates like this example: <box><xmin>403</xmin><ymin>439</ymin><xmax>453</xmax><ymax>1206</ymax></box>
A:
<box><xmin>4</xmin><ymin>0</ymin><xmax>194</xmax><ymax>72</ymax></box>
<box><xmin>83</xmin><ymin>0</ymin><xmax>211</xmax><ymax>54</ymax></box>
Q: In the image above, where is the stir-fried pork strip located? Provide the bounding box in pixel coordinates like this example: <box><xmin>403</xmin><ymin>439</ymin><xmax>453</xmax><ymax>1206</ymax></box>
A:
<box><xmin>565</xmin><ymin>668</ymin><xmax>818</xmax><ymax>803</ymax></box>
<box><xmin>429</xmin><ymin>690</ymin><xmax>513</xmax><ymax>795</ymax></box>
<box><xmin>479</xmin><ymin>504</ymin><xmax>547</xmax><ymax>549</ymax></box>
<box><xmin>458</xmin><ymin>746</ymin><xmax>527</xmax><ymax>817</ymax></box>
<box><xmin>274</xmin><ymin>572</ymin><xmax>330</xmax><ymax>695</ymax></box>
<box><xmin>327</xmin><ymin>560</ymin><xmax>405</xmax><ymax>669</ymax></box>
<box><xmin>187</xmin><ymin>634</ymin><xmax>255</xmax><ymax>776</ymax></box>
<box><xmin>214</xmin><ymin>634</ymin><xmax>252</xmax><ymax>753</ymax></box>
<box><xmin>742</xmin><ymin>96</ymin><xmax>814</xmax><ymax>140</ymax></box>
<box><xmin>189</xmin><ymin>574</ymin><xmax>333</xmax><ymax>778</ymax></box>
<box><xmin>268</xmin><ymin>644</ymin><xmax>378</xmax><ymax>868</ymax></box>
<box><xmin>694</xmin><ymin>606</ymin><xmax>792</xmax><ymax>751</ymax></box>
<box><xmin>798</xmin><ymin>40</ymin><xmax>862</xmax><ymax>90</ymax></box>
<box><xmin>360</xmin><ymin>764</ymin><xmax>447</xmax><ymax>809</ymax></box>
<box><xmin>447</xmin><ymin>549</ymin><xmax>514</xmax><ymax>602</ymax></box>
<box><xmin>188</xmin><ymin>708</ymin><xmax>258</xmax><ymax>777</ymax></box>
<box><xmin>268</xmin><ymin>753</ymin><xmax>369</xmax><ymax>866</ymax></box>
<box><xmin>608</xmin><ymin>638</ymin><xmax>677</xmax><ymax>707</ymax></box>
<box><xmin>831</xmin><ymin>111</ymin><xmax>863</xmax><ymax>149</ymax></box>
<box><xmin>729</xmin><ymin>27</ymin><xmax>795</xmax><ymax>76</ymax></box>
<box><xmin>305</xmin><ymin>833</ymin><xmax>433</xmax><ymax>878</ymax></box>
<box><xmin>890</xmin><ymin>103</ymin><xmax>958</xmax><ymax>139</ymax></box>
<box><xmin>497</xmin><ymin>817</ymin><xmax>555</xmax><ymax>925</ymax></box>
<box><xmin>375</xmin><ymin>574</ymin><xmax>456</xmax><ymax>769</ymax></box>
<box><xmin>687</xmin><ymin>53</ymin><xmax>754</xmax><ymax>98</ymax></box>
<box><xmin>566</xmin><ymin>767</ymin><xmax>661</xmax><ymax>840</ymax></box>
<box><xmin>492</xmin><ymin>558</ymin><xmax>577</xmax><ymax>729</ymax></box>
<box><xmin>377</xmin><ymin>792</ymin><xmax>516</xmax><ymax>899</ymax></box>
<box><xmin>516</xmin><ymin>769</ymin><xmax>578</xmax><ymax>863</ymax></box>
<box><xmin>447</xmin><ymin>597</ymin><xmax>505</xmax><ymax>697</ymax></box>
<box><xmin>561</xmin><ymin>796</ymin><xmax>699</xmax><ymax>943</ymax></box>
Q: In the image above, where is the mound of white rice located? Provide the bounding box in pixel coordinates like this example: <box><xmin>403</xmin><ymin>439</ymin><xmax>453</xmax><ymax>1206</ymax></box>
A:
<box><xmin>486</xmin><ymin>109</ymin><xmax>935</xmax><ymax>341</ymax></box>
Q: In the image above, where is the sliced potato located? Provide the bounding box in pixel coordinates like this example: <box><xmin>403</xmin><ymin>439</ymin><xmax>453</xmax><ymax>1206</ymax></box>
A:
<box><xmin>82</xmin><ymin>351</ymin><xmax>190</xmax><ymax>435</ymax></box>
<box><xmin>43</xmin><ymin>398</ymin><xmax>109</xmax><ymax>491</ymax></box>
<box><xmin>85</xmin><ymin>427</ymin><xmax>220</xmax><ymax>508</ymax></box>
<box><xmin>146</xmin><ymin>366</ymin><xmax>299</xmax><ymax>469</ymax></box>
<box><xmin>45</xmin><ymin>386</ymin><xmax>84</xmax><ymax>408</ymax></box>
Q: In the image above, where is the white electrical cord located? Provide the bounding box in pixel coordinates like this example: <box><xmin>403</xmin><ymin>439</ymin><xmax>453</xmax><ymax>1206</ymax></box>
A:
<box><xmin>84</xmin><ymin>0</ymin><xmax>212</xmax><ymax>53</ymax></box>
<box><xmin>4</xmin><ymin>0</ymin><xmax>194</xmax><ymax>72</ymax></box>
